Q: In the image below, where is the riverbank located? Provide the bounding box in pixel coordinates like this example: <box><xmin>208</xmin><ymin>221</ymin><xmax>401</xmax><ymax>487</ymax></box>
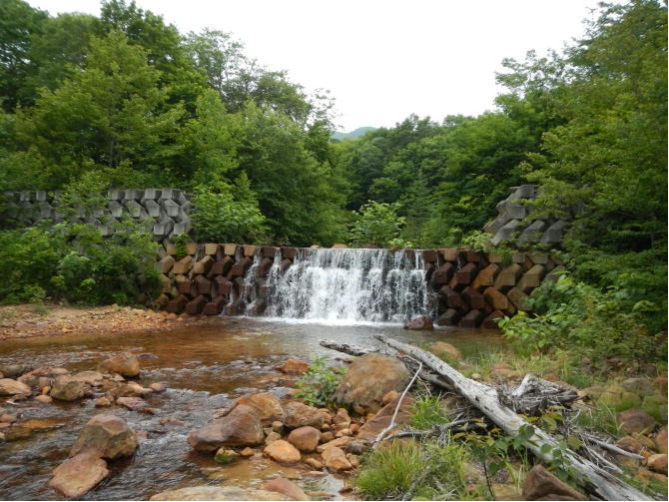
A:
<box><xmin>0</xmin><ymin>304</ymin><xmax>202</xmax><ymax>341</ymax></box>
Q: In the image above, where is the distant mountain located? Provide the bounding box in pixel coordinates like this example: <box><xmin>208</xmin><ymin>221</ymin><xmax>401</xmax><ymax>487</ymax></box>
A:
<box><xmin>331</xmin><ymin>127</ymin><xmax>377</xmax><ymax>140</ymax></box>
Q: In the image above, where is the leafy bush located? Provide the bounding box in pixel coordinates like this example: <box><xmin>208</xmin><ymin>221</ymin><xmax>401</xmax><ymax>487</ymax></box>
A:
<box><xmin>294</xmin><ymin>356</ymin><xmax>346</xmax><ymax>408</ymax></box>
<box><xmin>498</xmin><ymin>274</ymin><xmax>665</xmax><ymax>364</ymax></box>
<box><xmin>191</xmin><ymin>175</ymin><xmax>267</xmax><ymax>244</ymax></box>
<box><xmin>349</xmin><ymin>200</ymin><xmax>405</xmax><ymax>248</ymax></box>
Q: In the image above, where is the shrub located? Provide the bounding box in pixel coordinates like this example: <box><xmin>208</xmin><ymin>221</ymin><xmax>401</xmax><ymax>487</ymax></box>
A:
<box><xmin>294</xmin><ymin>356</ymin><xmax>346</xmax><ymax>408</ymax></box>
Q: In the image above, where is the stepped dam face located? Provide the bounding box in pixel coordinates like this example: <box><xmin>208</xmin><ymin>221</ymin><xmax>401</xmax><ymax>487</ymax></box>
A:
<box><xmin>158</xmin><ymin>244</ymin><xmax>561</xmax><ymax>328</ymax></box>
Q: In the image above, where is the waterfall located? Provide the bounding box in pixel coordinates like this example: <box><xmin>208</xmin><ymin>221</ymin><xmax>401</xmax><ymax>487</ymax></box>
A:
<box><xmin>246</xmin><ymin>248</ymin><xmax>433</xmax><ymax>324</ymax></box>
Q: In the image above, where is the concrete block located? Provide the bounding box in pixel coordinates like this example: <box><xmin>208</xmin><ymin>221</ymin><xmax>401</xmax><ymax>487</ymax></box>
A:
<box><xmin>540</xmin><ymin>220</ymin><xmax>567</xmax><ymax>245</ymax></box>
<box><xmin>162</xmin><ymin>199</ymin><xmax>180</xmax><ymax>217</ymax></box>
<box><xmin>490</xmin><ymin>219</ymin><xmax>521</xmax><ymax>247</ymax></box>
<box><xmin>142</xmin><ymin>188</ymin><xmax>160</xmax><ymax>201</ymax></box>
<box><xmin>143</xmin><ymin>199</ymin><xmax>161</xmax><ymax>218</ymax></box>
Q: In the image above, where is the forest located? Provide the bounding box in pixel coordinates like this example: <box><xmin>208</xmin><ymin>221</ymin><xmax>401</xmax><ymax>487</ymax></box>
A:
<box><xmin>0</xmin><ymin>0</ymin><xmax>666</xmax><ymax>362</ymax></box>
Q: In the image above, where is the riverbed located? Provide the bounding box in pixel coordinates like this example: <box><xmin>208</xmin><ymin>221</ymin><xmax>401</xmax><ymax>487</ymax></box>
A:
<box><xmin>0</xmin><ymin>317</ymin><xmax>502</xmax><ymax>500</ymax></box>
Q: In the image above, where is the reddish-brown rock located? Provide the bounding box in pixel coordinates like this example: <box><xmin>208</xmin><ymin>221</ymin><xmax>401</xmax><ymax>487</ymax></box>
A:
<box><xmin>321</xmin><ymin>445</ymin><xmax>353</xmax><ymax>471</ymax></box>
<box><xmin>187</xmin><ymin>404</ymin><xmax>264</xmax><ymax>452</ymax></box>
<box><xmin>97</xmin><ymin>352</ymin><xmax>140</xmax><ymax>378</ymax></box>
<box><xmin>283</xmin><ymin>401</ymin><xmax>324</xmax><ymax>429</ymax></box>
<box><xmin>647</xmin><ymin>454</ymin><xmax>668</xmax><ymax>474</ymax></box>
<box><xmin>262</xmin><ymin>478</ymin><xmax>308</xmax><ymax>501</ymax></box>
<box><xmin>287</xmin><ymin>426</ymin><xmax>321</xmax><ymax>452</ymax></box>
<box><xmin>264</xmin><ymin>439</ymin><xmax>301</xmax><ymax>464</ymax></box>
<box><xmin>403</xmin><ymin>315</ymin><xmax>434</xmax><ymax>331</ymax></box>
<box><xmin>522</xmin><ymin>464</ymin><xmax>586</xmax><ymax>501</ymax></box>
<box><xmin>235</xmin><ymin>393</ymin><xmax>284</xmax><ymax>425</ymax></box>
<box><xmin>70</xmin><ymin>414</ymin><xmax>138</xmax><ymax>460</ymax></box>
<box><xmin>617</xmin><ymin>408</ymin><xmax>657</xmax><ymax>435</ymax></box>
<box><xmin>276</xmin><ymin>359</ymin><xmax>309</xmax><ymax>375</ymax></box>
<box><xmin>432</xmin><ymin>341</ymin><xmax>462</xmax><ymax>361</ymax></box>
<box><xmin>656</xmin><ymin>427</ymin><xmax>668</xmax><ymax>454</ymax></box>
<box><xmin>48</xmin><ymin>451</ymin><xmax>109</xmax><ymax>498</ymax></box>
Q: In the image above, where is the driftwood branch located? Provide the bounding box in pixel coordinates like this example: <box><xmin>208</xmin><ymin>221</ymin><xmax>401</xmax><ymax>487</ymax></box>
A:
<box><xmin>508</xmin><ymin>374</ymin><xmax>579</xmax><ymax>415</ymax></box>
<box><xmin>374</xmin><ymin>334</ymin><xmax>651</xmax><ymax>502</ymax></box>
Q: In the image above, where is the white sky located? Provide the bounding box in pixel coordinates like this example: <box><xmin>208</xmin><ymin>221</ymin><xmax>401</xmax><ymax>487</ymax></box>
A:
<box><xmin>27</xmin><ymin>0</ymin><xmax>612</xmax><ymax>131</ymax></box>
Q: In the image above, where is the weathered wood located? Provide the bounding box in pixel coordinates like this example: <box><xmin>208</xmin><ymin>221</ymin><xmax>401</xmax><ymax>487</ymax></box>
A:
<box><xmin>508</xmin><ymin>374</ymin><xmax>579</xmax><ymax>415</ymax></box>
<box><xmin>375</xmin><ymin>335</ymin><xmax>650</xmax><ymax>501</ymax></box>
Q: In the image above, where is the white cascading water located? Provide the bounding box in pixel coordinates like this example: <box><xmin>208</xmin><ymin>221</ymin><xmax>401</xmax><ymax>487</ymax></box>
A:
<box><xmin>250</xmin><ymin>248</ymin><xmax>432</xmax><ymax>324</ymax></box>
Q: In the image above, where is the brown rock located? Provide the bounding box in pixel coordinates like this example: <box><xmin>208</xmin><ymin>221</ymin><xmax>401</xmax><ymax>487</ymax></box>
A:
<box><xmin>95</xmin><ymin>396</ymin><xmax>112</xmax><ymax>407</ymax></box>
<box><xmin>333</xmin><ymin>353</ymin><xmax>410</xmax><ymax>413</ymax></box>
<box><xmin>187</xmin><ymin>404</ymin><xmax>264</xmax><ymax>452</ymax></box>
<box><xmin>653</xmin><ymin>376</ymin><xmax>668</xmax><ymax>395</ymax></box>
<box><xmin>235</xmin><ymin>393</ymin><xmax>285</xmax><ymax>424</ymax></box>
<box><xmin>647</xmin><ymin>453</ymin><xmax>668</xmax><ymax>474</ymax></box>
<box><xmin>97</xmin><ymin>352</ymin><xmax>140</xmax><ymax>378</ymax></box>
<box><xmin>116</xmin><ymin>396</ymin><xmax>146</xmax><ymax>411</ymax></box>
<box><xmin>432</xmin><ymin>341</ymin><xmax>462</xmax><ymax>361</ymax></box>
<box><xmin>34</xmin><ymin>394</ymin><xmax>53</xmax><ymax>404</ymax></box>
<box><xmin>656</xmin><ymin>427</ymin><xmax>668</xmax><ymax>454</ymax></box>
<box><xmin>283</xmin><ymin>401</ymin><xmax>324</xmax><ymax>429</ymax></box>
<box><xmin>149</xmin><ymin>382</ymin><xmax>168</xmax><ymax>393</ymax></box>
<box><xmin>321</xmin><ymin>445</ymin><xmax>353</xmax><ymax>471</ymax></box>
<box><xmin>617</xmin><ymin>408</ymin><xmax>657</xmax><ymax>435</ymax></box>
<box><xmin>403</xmin><ymin>315</ymin><xmax>434</xmax><ymax>330</ymax></box>
<box><xmin>276</xmin><ymin>359</ymin><xmax>309</xmax><ymax>375</ymax></box>
<box><xmin>287</xmin><ymin>426</ymin><xmax>321</xmax><ymax>452</ymax></box>
<box><xmin>304</xmin><ymin>457</ymin><xmax>323</xmax><ymax>470</ymax></box>
<box><xmin>0</xmin><ymin>378</ymin><xmax>31</xmax><ymax>396</ymax></box>
<box><xmin>357</xmin><ymin>395</ymin><xmax>415</xmax><ymax>442</ymax></box>
<box><xmin>48</xmin><ymin>452</ymin><xmax>109</xmax><ymax>498</ymax></box>
<box><xmin>616</xmin><ymin>436</ymin><xmax>647</xmax><ymax>455</ymax></box>
<box><xmin>70</xmin><ymin>414</ymin><xmax>138</xmax><ymax>460</ymax></box>
<box><xmin>50</xmin><ymin>375</ymin><xmax>86</xmax><ymax>401</ymax></box>
<box><xmin>333</xmin><ymin>408</ymin><xmax>351</xmax><ymax>429</ymax></box>
<box><xmin>262</xmin><ymin>477</ymin><xmax>309</xmax><ymax>501</ymax></box>
<box><xmin>69</xmin><ymin>371</ymin><xmax>104</xmax><ymax>386</ymax></box>
<box><xmin>264</xmin><ymin>439</ymin><xmax>301</xmax><ymax>464</ymax></box>
<box><xmin>522</xmin><ymin>465</ymin><xmax>586</xmax><ymax>501</ymax></box>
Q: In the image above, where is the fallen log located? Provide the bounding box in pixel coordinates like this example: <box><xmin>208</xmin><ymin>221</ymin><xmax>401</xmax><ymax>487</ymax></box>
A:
<box><xmin>375</xmin><ymin>335</ymin><xmax>651</xmax><ymax>502</ymax></box>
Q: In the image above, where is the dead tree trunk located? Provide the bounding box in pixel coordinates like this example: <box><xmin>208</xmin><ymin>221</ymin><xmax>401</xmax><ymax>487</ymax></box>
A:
<box><xmin>375</xmin><ymin>335</ymin><xmax>650</xmax><ymax>501</ymax></box>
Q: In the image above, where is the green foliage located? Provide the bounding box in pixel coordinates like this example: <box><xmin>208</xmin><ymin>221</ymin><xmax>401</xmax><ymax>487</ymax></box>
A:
<box><xmin>191</xmin><ymin>175</ymin><xmax>267</xmax><ymax>244</ymax></box>
<box><xmin>410</xmin><ymin>394</ymin><xmax>451</xmax><ymax>430</ymax></box>
<box><xmin>294</xmin><ymin>356</ymin><xmax>345</xmax><ymax>408</ymax></box>
<box><xmin>349</xmin><ymin>201</ymin><xmax>405</xmax><ymax>248</ymax></box>
<box><xmin>498</xmin><ymin>274</ymin><xmax>665</xmax><ymax>364</ymax></box>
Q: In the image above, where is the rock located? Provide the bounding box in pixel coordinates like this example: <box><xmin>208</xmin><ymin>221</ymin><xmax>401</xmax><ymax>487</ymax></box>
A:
<box><xmin>620</xmin><ymin>377</ymin><xmax>654</xmax><ymax>396</ymax></box>
<box><xmin>149</xmin><ymin>382</ymin><xmax>168</xmax><ymax>393</ymax></box>
<box><xmin>116</xmin><ymin>396</ymin><xmax>146</xmax><ymax>410</ymax></box>
<box><xmin>432</xmin><ymin>341</ymin><xmax>462</xmax><ymax>360</ymax></box>
<box><xmin>0</xmin><ymin>378</ymin><xmax>31</xmax><ymax>396</ymax></box>
<box><xmin>70</xmin><ymin>414</ymin><xmax>138</xmax><ymax>460</ymax></box>
<box><xmin>187</xmin><ymin>404</ymin><xmax>264</xmax><ymax>452</ymax></box>
<box><xmin>616</xmin><ymin>436</ymin><xmax>646</xmax><ymax>454</ymax></box>
<box><xmin>50</xmin><ymin>375</ymin><xmax>86</xmax><ymax>401</ymax></box>
<box><xmin>522</xmin><ymin>464</ymin><xmax>586</xmax><ymax>501</ymax></box>
<box><xmin>653</xmin><ymin>376</ymin><xmax>668</xmax><ymax>395</ymax></box>
<box><xmin>69</xmin><ymin>371</ymin><xmax>104</xmax><ymax>386</ymax></box>
<box><xmin>333</xmin><ymin>353</ymin><xmax>410</xmax><ymax>414</ymax></box>
<box><xmin>304</xmin><ymin>457</ymin><xmax>323</xmax><ymax>470</ymax></box>
<box><xmin>95</xmin><ymin>396</ymin><xmax>112</xmax><ymax>407</ymax></box>
<box><xmin>276</xmin><ymin>359</ymin><xmax>309</xmax><ymax>375</ymax></box>
<box><xmin>34</xmin><ymin>394</ymin><xmax>53</xmax><ymax>404</ymax></box>
<box><xmin>240</xmin><ymin>447</ymin><xmax>255</xmax><ymax>457</ymax></box>
<box><xmin>656</xmin><ymin>427</ymin><xmax>668</xmax><ymax>454</ymax></box>
<box><xmin>287</xmin><ymin>426</ymin><xmax>321</xmax><ymax>452</ymax></box>
<box><xmin>647</xmin><ymin>453</ymin><xmax>668</xmax><ymax>474</ymax></box>
<box><xmin>235</xmin><ymin>393</ymin><xmax>285</xmax><ymax>424</ymax></box>
<box><xmin>264</xmin><ymin>439</ymin><xmax>301</xmax><ymax>464</ymax></box>
<box><xmin>98</xmin><ymin>352</ymin><xmax>140</xmax><ymax>377</ymax></box>
<box><xmin>117</xmin><ymin>381</ymin><xmax>152</xmax><ymax>397</ymax></box>
<box><xmin>262</xmin><ymin>478</ymin><xmax>309</xmax><ymax>501</ymax></box>
<box><xmin>403</xmin><ymin>315</ymin><xmax>434</xmax><ymax>330</ymax></box>
<box><xmin>18</xmin><ymin>366</ymin><xmax>69</xmax><ymax>386</ymax></box>
<box><xmin>283</xmin><ymin>401</ymin><xmax>324</xmax><ymax>429</ymax></box>
<box><xmin>357</xmin><ymin>395</ymin><xmax>415</xmax><ymax>442</ymax></box>
<box><xmin>214</xmin><ymin>447</ymin><xmax>240</xmax><ymax>464</ymax></box>
<box><xmin>0</xmin><ymin>364</ymin><xmax>31</xmax><ymax>379</ymax></box>
<box><xmin>333</xmin><ymin>408</ymin><xmax>351</xmax><ymax>429</ymax></box>
<box><xmin>617</xmin><ymin>408</ymin><xmax>657</xmax><ymax>435</ymax></box>
<box><xmin>321</xmin><ymin>445</ymin><xmax>353</xmax><ymax>471</ymax></box>
<box><xmin>48</xmin><ymin>452</ymin><xmax>109</xmax><ymax>498</ymax></box>
<box><xmin>149</xmin><ymin>486</ymin><xmax>290</xmax><ymax>501</ymax></box>
<box><xmin>265</xmin><ymin>431</ymin><xmax>282</xmax><ymax>443</ymax></box>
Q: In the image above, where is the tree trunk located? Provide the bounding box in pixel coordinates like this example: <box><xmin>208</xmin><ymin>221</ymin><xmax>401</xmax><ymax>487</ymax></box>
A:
<box><xmin>375</xmin><ymin>335</ymin><xmax>650</xmax><ymax>501</ymax></box>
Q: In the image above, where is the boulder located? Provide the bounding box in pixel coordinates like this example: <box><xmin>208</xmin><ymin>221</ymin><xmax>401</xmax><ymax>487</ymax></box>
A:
<box><xmin>287</xmin><ymin>426</ymin><xmax>321</xmax><ymax>452</ymax></box>
<box><xmin>656</xmin><ymin>427</ymin><xmax>668</xmax><ymax>454</ymax></box>
<box><xmin>276</xmin><ymin>359</ymin><xmax>309</xmax><ymax>375</ymax></box>
<box><xmin>262</xmin><ymin>478</ymin><xmax>309</xmax><ymax>501</ymax></box>
<box><xmin>647</xmin><ymin>454</ymin><xmax>668</xmax><ymax>474</ymax></box>
<box><xmin>235</xmin><ymin>393</ymin><xmax>285</xmax><ymax>424</ymax></box>
<box><xmin>149</xmin><ymin>486</ymin><xmax>290</xmax><ymax>501</ymax></box>
<box><xmin>357</xmin><ymin>395</ymin><xmax>415</xmax><ymax>442</ymax></box>
<box><xmin>283</xmin><ymin>401</ymin><xmax>325</xmax><ymax>429</ymax></box>
<box><xmin>432</xmin><ymin>341</ymin><xmax>462</xmax><ymax>361</ymax></box>
<box><xmin>522</xmin><ymin>464</ymin><xmax>586</xmax><ymax>501</ymax></box>
<box><xmin>264</xmin><ymin>439</ymin><xmax>301</xmax><ymax>464</ymax></box>
<box><xmin>48</xmin><ymin>452</ymin><xmax>109</xmax><ymax>498</ymax></box>
<box><xmin>333</xmin><ymin>353</ymin><xmax>410</xmax><ymax>413</ymax></box>
<box><xmin>98</xmin><ymin>352</ymin><xmax>140</xmax><ymax>378</ymax></box>
<box><xmin>187</xmin><ymin>404</ymin><xmax>264</xmax><ymax>452</ymax></box>
<box><xmin>403</xmin><ymin>315</ymin><xmax>434</xmax><ymax>330</ymax></box>
<box><xmin>321</xmin><ymin>445</ymin><xmax>353</xmax><ymax>471</ymax></box>
<box><xmin>18</xmin><ymin>366</ymin><xmax>68</xmax><ymax>386</ymax></box>
<box><xmin>69</xmin><ymin>370</ymin><xmax>105</xmax><ymax>386</ymax></box>
<box><xmin>50</xmin><ymin>375</ymin><xmax>86</xmax><ymax>401</ymax></box>
<box><xmin>0</xmin><ymin>378</ymin><xmax>31</xmax><ymax>396</ymax></box>
<box><xmin>70</xmin><ymin>414</ymin><xmax>138</xmax><ymax>460</ymax></box>
<box><xmin>617</xmin><ymin>408</ymin><xmax>657</xmax><ymax>435</ymax></box>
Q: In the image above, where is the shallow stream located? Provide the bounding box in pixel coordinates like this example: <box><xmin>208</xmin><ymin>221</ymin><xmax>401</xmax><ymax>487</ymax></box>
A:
<box><xmin>0</xmin><ymin>317</ymin><xmax>502</xmax><ymax>500</ymax></box>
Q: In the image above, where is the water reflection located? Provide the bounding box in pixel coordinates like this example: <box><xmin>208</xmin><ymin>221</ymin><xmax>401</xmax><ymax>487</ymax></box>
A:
<box><xmin>0</xmin><ymin>317</ymin><xmax>502</xmax><ymax>500</ymax></box>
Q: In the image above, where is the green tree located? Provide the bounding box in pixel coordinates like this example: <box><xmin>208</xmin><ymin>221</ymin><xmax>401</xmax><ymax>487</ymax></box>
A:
<box><xmin>349</xmin><ymin>201</ymin><xmax>406</xmax><ymax>248</ymax></box>
<box><xmin>9</xmin><ymin>31</ymin><xmax>185</xmax><ymax>189</ymax></box>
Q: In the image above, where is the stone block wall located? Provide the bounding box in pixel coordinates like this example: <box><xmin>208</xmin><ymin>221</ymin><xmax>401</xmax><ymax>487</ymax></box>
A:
<box><xmin>1</xmin><ymin>189</ymin><xmax>192</xmax><ymax>242</ymax></box>
<box><xmin>155</xmin><ymin>243</ymin><xmax>561</xmax><ymax>329</ymax></box>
